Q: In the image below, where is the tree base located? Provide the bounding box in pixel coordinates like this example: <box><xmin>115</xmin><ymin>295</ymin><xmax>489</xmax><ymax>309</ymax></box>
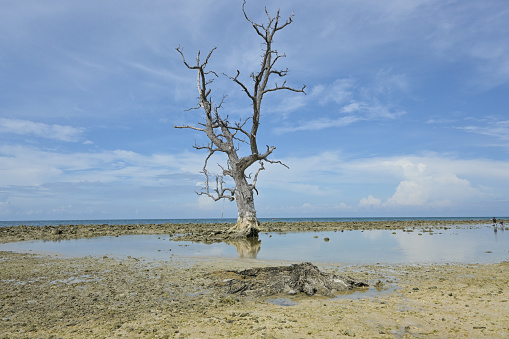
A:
<box><xmin>229</xmin><ymin>216</ymin><xmax>260</xmax><ymax>238</ymax></box>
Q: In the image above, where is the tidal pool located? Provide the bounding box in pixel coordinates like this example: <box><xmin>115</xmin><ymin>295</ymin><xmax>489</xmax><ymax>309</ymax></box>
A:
<box><xmin>1</xmin><ymin>226</ymin><xmax>508</xmax><ymax>264</ymax></box>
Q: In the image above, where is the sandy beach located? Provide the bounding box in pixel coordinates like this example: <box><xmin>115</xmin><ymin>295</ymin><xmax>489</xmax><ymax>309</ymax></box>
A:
<box><xmin>1</xmin><ymin>220</ymin><xmax>508</xmax><ymax>338</ymax></box>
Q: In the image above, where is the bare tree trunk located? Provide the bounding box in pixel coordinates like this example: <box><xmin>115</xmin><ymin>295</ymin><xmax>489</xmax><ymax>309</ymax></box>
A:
<box><xmin>226</xmin><ymin>154</ymin><xmax>260</xmax><ymax>236</ymax></box>
<box><xmin>231</xmin><ymin>174</ymin><xmax>259</xmax><ymax>236</ymax></box>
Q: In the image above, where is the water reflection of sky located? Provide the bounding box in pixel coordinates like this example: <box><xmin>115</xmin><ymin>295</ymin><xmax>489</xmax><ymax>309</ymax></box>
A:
<box><xmin>1</xmin><ymin>227</ymin><xmax>507</xmax><ymax>264</ymax></box>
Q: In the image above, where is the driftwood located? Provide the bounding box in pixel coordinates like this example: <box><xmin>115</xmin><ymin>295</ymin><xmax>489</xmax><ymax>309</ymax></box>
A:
<box><xmin>209</xmin><ymin>262</ymin><xmax>368</xmax><ymax>297</ymax></box>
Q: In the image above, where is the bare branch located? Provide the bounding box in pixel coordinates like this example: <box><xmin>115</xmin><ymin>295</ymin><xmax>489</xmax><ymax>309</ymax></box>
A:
<box><xmin>265</xmin><ymin>158</ymin><xmax>289</xmax><ymax>169</ymax></box>
<box><xmin>173</xmin><ymin>124</ymin><xmax>206</xmax><ymax>132</ymax></box>
<box><xmin>194</xmin><ymin>147</ymin><xmax>236</xmax><ymax>202</ymax></box>
<box><xmin>250</xmin><ymin>161</ymin><xmax>265</xmax><ymax>194</ymax></box>
<box><xmin>197</xmin><ymin>169</ymin><xmax>235</xmax><ymax>202</ymax></box>
<box><xmin>224</xmin><ymin>70</ymin><xmax>254</xmax><ymax>100</ymax></box>
<box><xmin>263</xmin><ymin>83</ymin><xmax>307</xmax><ymax>95</ymax></box>
<box><xmin>259</xmin><ymin>145</ymin><xmax>289</xmax><ymax>169</ymax></box>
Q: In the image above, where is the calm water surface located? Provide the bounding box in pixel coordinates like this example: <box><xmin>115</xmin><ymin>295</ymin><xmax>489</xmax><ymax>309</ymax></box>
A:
<box><xmin>0</xmin><ymin>217</ymin><xmax>500</xmax><ymax>227</ymax></box>
<box><xmin>2</xmin><ymin>225</ymin><xmax>508</xmax><ymax>264</ymax></box>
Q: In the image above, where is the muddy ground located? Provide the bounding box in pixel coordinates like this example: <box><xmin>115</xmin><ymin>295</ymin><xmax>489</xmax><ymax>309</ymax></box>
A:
<box><xmin>1</xmin><ymin>220</ymin><xmax>509</xmax><ymax>338</ymax></box>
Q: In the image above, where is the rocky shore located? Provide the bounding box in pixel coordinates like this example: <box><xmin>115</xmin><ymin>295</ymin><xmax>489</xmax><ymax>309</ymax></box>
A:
<box><xmin>0</xmin><ymin>219</ymin><xmax>496</xmax><ymax>243</ymax></box>
<box><xmin>1</xmin><ymin>220</ymin><xmax>508</xmax><ymax>338</ymax></box>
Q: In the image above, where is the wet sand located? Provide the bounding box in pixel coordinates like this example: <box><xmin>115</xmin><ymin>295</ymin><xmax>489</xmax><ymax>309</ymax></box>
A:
<box><xmin>1</xmin><ymin>220</ymin><xmax>509</xmax><ymax>338</ymax></box>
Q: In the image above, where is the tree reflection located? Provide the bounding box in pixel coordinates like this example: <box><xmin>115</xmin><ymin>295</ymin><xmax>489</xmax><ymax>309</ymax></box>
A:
<box><xmin>227</xmin><ymin>237</ymin><xmax>261</xmax><ymax>258</ymax></box>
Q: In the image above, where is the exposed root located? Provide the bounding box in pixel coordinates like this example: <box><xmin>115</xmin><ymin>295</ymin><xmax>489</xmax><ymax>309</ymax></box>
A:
<box><xmin>208</xmin><ymin>262</ymin><xmax>369</xmax><ymax>297</ymax></box>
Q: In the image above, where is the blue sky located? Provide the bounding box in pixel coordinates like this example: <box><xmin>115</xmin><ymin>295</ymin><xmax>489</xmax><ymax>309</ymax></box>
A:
<box><xmin>1</xmin><ymin>0</ymin><xmax>508</xmax><ymax>221</ymax></box>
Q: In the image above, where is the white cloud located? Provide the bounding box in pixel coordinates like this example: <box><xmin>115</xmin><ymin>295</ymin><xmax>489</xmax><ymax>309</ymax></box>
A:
<box><xmin>341</xmin><ymin>102</ymin><xmax>363</xmax><ymax>113</ymax></box>
<box><xmin>377</xmin><ymin>158</ymin><xmax>487</xmax><ymax>207</ymax></box>
<box><xmin>0</xmin><ymin>144</ymin><xmax>205</xmax><ymax>187</ymax></box>
<box><xmin>274</xmin><ymin>116</ymin><xmax>362</xmax><ymax>134</ymax></box>
<box><xmin>260</xmin><ymin>151</ymin><xmax>509</xmax><ymax>216</ymax></box>
<box><xmin>459</xmin><ymin>119</ymin><xmax>509</xmax><ymax>142</ymax></box>
<box><xmin>197</xmin><ymin>195</ymin><xmax>216</xmax><ymax>210</ymax></box>
<box><xmin>0</xmin><ymin>143</ymin><xmax>214</xmax><ymax>219</ymax></box>
<box><xmin>359</xmin><ymin>195</ymin><xmax>381</xmax><ymax>207</ymax></box>
<box><xmin>318</xmin><ymin>78</ymin><xmax>356</xmax><ymax>105</ymax></box>
<box><xmin>0</xmin><ymin>118</ymin><xmax>84</xmax><ymax>142</ymax></box>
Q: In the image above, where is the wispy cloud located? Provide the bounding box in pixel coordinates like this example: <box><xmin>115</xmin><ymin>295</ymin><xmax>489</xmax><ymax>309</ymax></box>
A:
<box><xmin>0</xmin><ymin>144</ymin><xmax>206</xmax><ymax>186</ymax></box>
<box><xmin>274</xmin><ymin>116</ymin><xmax>362</xmax><ymax>134</ymax></box>
<box><xmin>0</xmin><ymin>144</ymin><xmax>209</xmax><ymax>218</ymax></box>
<box><xmin>0</xmin><ymin>118</ymin><xmax>85</xmax><ymax>142</ymax></box>
<box><xmin>274</xmin><ymin>71</ymin><xmax>407</xmax><ymax>134</ymax></box>
<box><xmin>317</xmin><ymin>78</ymin><xmax>356</xmax><ymax>105</ymax></box>
<box><xmin>425</xmin><ymin>1</ymin><xmax>509</xmax><ymax>89</ymax></box>
<box><xmin>458</xmin><ymin>119</ymin><xmax>509</xmax><ymax>142</ymax></box>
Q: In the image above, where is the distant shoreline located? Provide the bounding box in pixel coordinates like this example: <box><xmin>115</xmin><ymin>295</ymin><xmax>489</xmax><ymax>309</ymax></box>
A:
<box><xmin>1</xmin><ymin>219</ymin><xmax>504</xmax><ymax>244</ymax></box>
<box><xmin>0</xmin><ymin>216</ymin><xmax>503</xmax><ymax>227</ymax></box>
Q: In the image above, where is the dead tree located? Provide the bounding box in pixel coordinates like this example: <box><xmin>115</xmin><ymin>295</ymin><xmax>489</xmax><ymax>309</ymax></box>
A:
<box><xmin>175</xmin><ymin>1</ymin><xmax>305</xmax><ymax>237</ymax></box>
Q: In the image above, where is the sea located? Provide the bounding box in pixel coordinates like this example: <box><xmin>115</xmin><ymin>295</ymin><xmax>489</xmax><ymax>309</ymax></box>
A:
<box><xmin>0</xmin><ymin>216</ymin><xmax>500</xmax><ymax>227</ymax></box>
<box><xmin>1</xmin><ymin>216</ymin><xmax>508</xmax><ymax>264</ymax></box>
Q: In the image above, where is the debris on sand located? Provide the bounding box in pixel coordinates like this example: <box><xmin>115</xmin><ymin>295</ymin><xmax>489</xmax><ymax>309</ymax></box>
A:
<box><xmin>208</xmin><ymin>262</ymin><xmax>368</xmax><ymax>297</ymax></box>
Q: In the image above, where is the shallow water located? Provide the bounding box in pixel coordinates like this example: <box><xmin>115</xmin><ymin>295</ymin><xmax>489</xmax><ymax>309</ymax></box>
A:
<box><xmin>0</xmin><ymin>216</ymin><xmax>496</xmax><ymax>227</ymax></box>
<box><xmin>1</xmin><ymin>226</ymin><xmax>508</xmax><ymax>264</ymax></box>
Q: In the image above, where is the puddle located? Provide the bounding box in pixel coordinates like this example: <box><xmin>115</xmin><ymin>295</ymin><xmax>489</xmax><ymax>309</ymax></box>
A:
<box><xmin>334</xmin><ymin>286</ymin><xmax>394</xmax><ymax>300</ymax></box>
<box><xmin>1</xmin><ymin>226</ymin><xmax>508</xmax><ymax>264</ymax></box>
<box><xmin>265</xmin><ymin>284</ymin><xmax>397</xmax><ymax>306</ymax></box>
<box><xmin>265</xmin><ymin>298</ymin><xmax>298</xmax><ymax>306</ymax></box>
<box><xmin>50</xmin><ymin>275</ymin><xmax>102</xmax><ymax>284</ymax></box>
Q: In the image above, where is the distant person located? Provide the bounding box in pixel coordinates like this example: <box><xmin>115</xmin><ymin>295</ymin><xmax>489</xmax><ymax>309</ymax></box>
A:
<box><xmin>500</xmin><ymin>221</ymin><xmax>504</xmax><ymax>228</ymax></box>
<box><xmin>493</xmin><ymin>217</ymin><xmax>497</xmax><ymax>224</ymax></box>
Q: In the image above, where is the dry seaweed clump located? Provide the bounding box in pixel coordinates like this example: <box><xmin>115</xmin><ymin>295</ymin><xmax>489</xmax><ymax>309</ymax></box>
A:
<box><xmin>208</xmin><ymin>262</ymin><xmax>368</xmax><ymax>297</ymax></box>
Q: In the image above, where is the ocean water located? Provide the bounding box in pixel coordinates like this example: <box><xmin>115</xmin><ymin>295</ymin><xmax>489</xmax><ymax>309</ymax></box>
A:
<box><xmin>0</xmin><ymin>216</ymin><xmax>499</xmax><ymax>227</ymax></box>
<box><xmin>1</xmin><ymin>217</ymin><xmax>508</xmax><ymax>264</ymax></box>
<box><xmin>1</xmin><ymin>226</ymin><xmax>508</xmax><ymax>264</ymax></box>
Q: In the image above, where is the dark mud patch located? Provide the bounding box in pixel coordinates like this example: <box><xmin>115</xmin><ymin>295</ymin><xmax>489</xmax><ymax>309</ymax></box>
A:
<box><xmin>208</xmin><ymin>262</ymin><xmax>368</xmax><ymax>297</ymax></box>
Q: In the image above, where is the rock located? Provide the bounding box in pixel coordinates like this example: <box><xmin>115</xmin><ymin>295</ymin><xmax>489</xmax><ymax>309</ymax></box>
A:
<box><xmin>208</xmin><ymin>262</ymin><xmax>368</xmax><ymax>297</ymax></box>
<box><xmin>343</xmin><ymin>329</ymin><xmax>356</xmax><ymax>337</ymax></box>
